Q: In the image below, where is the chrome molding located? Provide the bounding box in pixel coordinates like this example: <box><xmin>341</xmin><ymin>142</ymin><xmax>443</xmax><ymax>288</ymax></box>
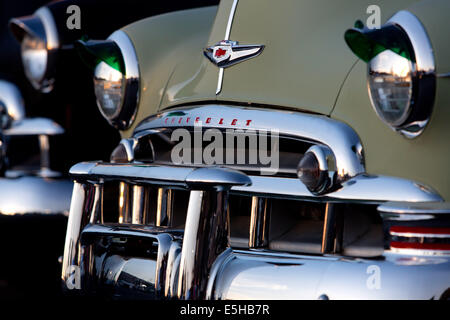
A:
<box><xmin>216</xmin><ymin>68</ymin><xmax>224</xmax><ymax>95</ymax></box>
<box><xmin>71</xmin><ymin>162</ymin><xmax>251</xmax><ymax>190</ymax></box>
<box><xmin>135</xmin><ymin>105</ymin><xmax>365</xmax><ymax>183</ymax></box>
<box><xmin>224</xmin><ymin>0</ymin><xmax>239</xmax><ymax>41</ymax></box>
<box><xmin>378</xmin><ymin>201</ymin><xmax>450</xmax><ymax>220</ymax></box>
<box><xmin>233</xmin><ymin>174</ymin><xmax>442</xmax><ymax>204</ymax></box>
<box><xmin>3</xmin><ymin>117</ymin><xmax>64</xmax><ymax>136</ymax></box>
<box><xmin>70</xmin><ymin>161</ymin><xmax>442</xmax><ymax>204</ymax></box>
<box><xmin>215</xmin><ymin>0</ymin><xmax>239</xmax><ymax>94</ymax></box>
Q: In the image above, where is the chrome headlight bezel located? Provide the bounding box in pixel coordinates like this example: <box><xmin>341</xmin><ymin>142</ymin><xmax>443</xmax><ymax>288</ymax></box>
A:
<box><xmin>92</xmin><ymin>31</ymin><xmax>140</xmax><ymax>130</ymax></box>
<box><xmin>367</xmin><ymin>11</ymin><xmax>436</xmax><ymax>138</ymax></box>
<box><xmin>10</xmin><ymin>7</ymin><xmax>59</xmax><ymax>93</ymax></box>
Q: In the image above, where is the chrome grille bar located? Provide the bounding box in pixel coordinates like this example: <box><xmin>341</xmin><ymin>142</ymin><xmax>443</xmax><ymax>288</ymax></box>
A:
<box><xmin>132</xmin><ymin>185</ymin><xmax>147</xmax><ymax>224</ymax></box>
<box><xmin>249</xmin><ymin>197</ymin><xmax>270</xmax><ymax>248</ymax></box>
<box><xmin>71</xmin><ymin>162</ymin><xmax>442</xmax><ymax>204</ymax></box>
<box><xmin>156</xmin><ymin>188</ymin><xmax>173</xmax><ymax>227</ymax></box>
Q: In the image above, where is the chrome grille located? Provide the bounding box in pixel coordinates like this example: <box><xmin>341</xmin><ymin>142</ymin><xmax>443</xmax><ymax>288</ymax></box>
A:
<box><xmin>62</xmin><ymin>105</ymin><xmax>445</xmax><ymax>300</ymax></box>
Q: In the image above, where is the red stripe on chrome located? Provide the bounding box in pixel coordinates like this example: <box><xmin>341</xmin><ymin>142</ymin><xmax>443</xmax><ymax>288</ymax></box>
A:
<box><xmin>390</xmin><ymin>241</ymin><xmax>450</xmax><ymax>250</ymax></box>
<box><xmin>390</xmin><ymin>226</ymin><xmax>450</xmax><ymax>235</ymax></box>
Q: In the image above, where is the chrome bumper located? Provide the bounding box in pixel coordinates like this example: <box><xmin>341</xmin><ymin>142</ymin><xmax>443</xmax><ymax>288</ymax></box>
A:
<box><xmin>62</xmin><ymin>162</ymin><xmax>450</xmax><ymax>300</ymax></box>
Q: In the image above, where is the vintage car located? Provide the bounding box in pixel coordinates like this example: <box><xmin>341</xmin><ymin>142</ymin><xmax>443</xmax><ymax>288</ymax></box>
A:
<box><xmin>62</xmin><ymin>0</ymin><xmax>450</xmax><ymax>299</ymax></box>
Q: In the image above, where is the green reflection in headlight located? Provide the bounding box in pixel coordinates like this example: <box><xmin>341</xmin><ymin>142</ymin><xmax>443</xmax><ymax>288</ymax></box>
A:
<box><xmin>75</xmin><ymin>39</ymin><xmax>125</xmax><ymax>74</ymax></box>
<box><xmin>344</xmin><ymin>24</ymin><xmax>414</xmax><ymax>63</ymax></box>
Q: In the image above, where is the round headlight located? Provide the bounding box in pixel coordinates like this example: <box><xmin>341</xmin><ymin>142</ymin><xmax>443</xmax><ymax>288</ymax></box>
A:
<box><xmin>94</xmin><ymin>61</ymin><xmax>126</xmax><ymax>119</ymax></box>
<box><xmin>9</xmin><ymin>7</ymin><xmax>59</xmax><ymax>93</ymax></box>
<box><xmin>21</xmin><ymin>34</ymin><xmax>48</xmax><ymax>85</ymax></box>
<box><xmin>368</xmin><ymin>50</ymin><xmax>413</xmax><ymax>127</ymax></box>
<box><xmin>345</xmin><ymin>11</ymin><xmax>436</xmax><ymax>138</ymax></box>
<box><xmin>79</xmin><ymin>31</ymin><xmax>139</xmax><ymax>130</ymax></box>
<box><xmin>369</xmin><ymin>11</ymin><xmax>435</xmax><ymax>138</ymax></box>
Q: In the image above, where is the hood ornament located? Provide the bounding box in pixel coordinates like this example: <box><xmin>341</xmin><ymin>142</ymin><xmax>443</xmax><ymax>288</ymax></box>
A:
<box><xmin>204</xmin><ymin>40</ymin><xmax>264</xmax><ymax>68</ymax></box>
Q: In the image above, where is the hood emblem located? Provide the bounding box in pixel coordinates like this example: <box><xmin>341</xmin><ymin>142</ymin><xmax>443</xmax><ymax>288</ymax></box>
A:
<box><xmin>204</xmin><ymin>40</ymin><xmax>264</xmax><ymax>68</ymax></box>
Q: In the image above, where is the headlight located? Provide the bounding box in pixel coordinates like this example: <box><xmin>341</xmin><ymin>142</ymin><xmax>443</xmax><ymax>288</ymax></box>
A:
<box><xmin>9</xmin><ymin>7</ymin><xmax>59</xmax><ymax>93</ymax></box>
<box><xmin>21</xmin><ymin>34</ymin><xmax>48</xmax><ymax>85</ymax></box>
<box><xmin>94</xmin><ymin>61</ymin><xmax>126</xmax><ymax>119</ymax></box>
<box><xmin>368</xmin><ymin>50</ymin><xmax>413</xmax><ymax>127</ymax></box>
<box><xmin>77</xmin><ymin>31</ymin><xmax>139</xmax><ymax>130</ymax></box>
<box><xmin>345</xmin><ymin>11</ymin><xmax>436</xmax><ymax>138</ymax></box>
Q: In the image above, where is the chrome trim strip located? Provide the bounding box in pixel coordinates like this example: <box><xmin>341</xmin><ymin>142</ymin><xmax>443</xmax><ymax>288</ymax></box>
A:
<box><xmin>216</xmin><ymin>67</ymin><xmax>224</xmax><ymax>95</ymax></box>
<box><xmin>378</xmin><ymin>201</ymin><xmax>450</xmax><ymax>214</ymax></box>
<box><xmin>389</xmin><ymin>248</ymin><xmax>450</xmax><ymax>256</ymax></box>
<box><xmin>135</xmin><ymin>105</ymin><xmax>365</xmax><ymax>183</ymax></box>
<box><xmin>4</xmin><ymin>117</ymin><xmax>64</xmax><ymax>136</ymax></box>
<box><xmin>70</xmin><ymin>162</ymin><xmax>251</xmax><ymax>189</ymax></box>
<box><xmin>70</xmin><ymin>161</ymin><xmax>442</xmax><ymax>204</ymax></box>
<box><xmin>216</xmin><ymin>0</ymin><xmax>239</xmax><ymax>95</ymax></box>
<box><xmin>390</xmin><ymin>231</ymin><xmax>450</xmax><ymax>239</ymax></box>
<box><xmin>232</xmin><ymin>174</ymin><xmax>442</xmax><ymax>204</ymax></box>
<box><xmin>224</xmin><ymin>0</ymin><xmax>238</xmax><ymax>41</ymax></box>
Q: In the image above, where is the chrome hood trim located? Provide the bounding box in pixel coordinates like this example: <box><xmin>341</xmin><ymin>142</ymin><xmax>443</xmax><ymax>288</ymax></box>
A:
<box><xmin>135</xmin><ymin>105</ymin><xmax>365</xmax><ymax>183</ymax></box>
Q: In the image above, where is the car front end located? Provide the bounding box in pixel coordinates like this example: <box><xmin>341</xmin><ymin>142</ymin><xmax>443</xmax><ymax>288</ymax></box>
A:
<box><xmin>61</xmin><ymin>0</ymin><xmax>450</xmax><ymax>300</ymax></box>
